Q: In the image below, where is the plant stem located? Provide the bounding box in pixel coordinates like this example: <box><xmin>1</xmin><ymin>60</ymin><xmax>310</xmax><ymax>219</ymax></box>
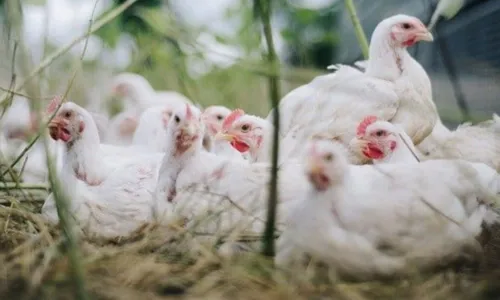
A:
<box><xmin>255</xmin><ymin>0</ymin><xmax>280</xmax><ymax>257</ymax></box>
<box><xmin>0</xmin><ymin>183</ymin><xmax>48</xmax><ymax>190</ymax></box>
<box><xmin>0</xmin><ymin>0</ymin><xmax>139</xmax><ymax>108</ymax></box>
<box><xmin>47</xmin><ymin>151</ymin><xmax>88</xmax><ymax>300</ymax></box>
<box><xmin>344</xmin><ymin>0</ymin><xmax>369</xmax><ymax>59</ymax></box>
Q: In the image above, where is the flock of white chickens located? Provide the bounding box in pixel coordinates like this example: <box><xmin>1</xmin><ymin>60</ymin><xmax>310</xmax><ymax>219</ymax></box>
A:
<box><xmin>1</xmin><ymin>14</ymin><xmax>500</xmax><ymax>279</ymax></box>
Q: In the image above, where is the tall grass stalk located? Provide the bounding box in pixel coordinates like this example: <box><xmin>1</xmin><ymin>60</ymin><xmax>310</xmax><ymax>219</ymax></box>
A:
<box><xmin>35</xmin><ymin>1</ymin><xmax>103</xmax><ymax>296</ymax></box>
<box><xmin>344</xmin><ymin>0</ymin><xmax>369</xmax><ymax>59</ymax></box>
<box><xmin>255</xmin><ymin>0</ymin><xmax>281</xmax><ymax>257</ymax></box>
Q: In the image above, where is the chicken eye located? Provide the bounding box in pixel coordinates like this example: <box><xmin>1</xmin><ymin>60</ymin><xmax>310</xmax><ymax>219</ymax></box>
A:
<box><xmin>216</xmin><ymin>115</ymin><xmax>224</xmax><ymax>121</ymax></box>
<box><xmin>64</xmin><ymin>111</ymin><xmax>72</xmax><ymax>118</ymax></box>
<box><xmin>402</xmin><ymin>23</ymin><xmax>411</xmax><ymax>29</ymax></box>
<box><xmin>174</xmin><ymin>115</ymin><xmax>180</xmax><ymax>123</ymax></box>
<box><xmin>241</xmin><ymin>124</ymin><xmax>250</xmax><ymax>132</ymax></box>
<box><xmin>375</xmin><ymin>130</ymin><xmax>385</xmax><ymax>137</ymax></box>
<box><xmin>324</xmin><ymin>153</ymin><xmax>333</xmax><ymax>161</ymax></box>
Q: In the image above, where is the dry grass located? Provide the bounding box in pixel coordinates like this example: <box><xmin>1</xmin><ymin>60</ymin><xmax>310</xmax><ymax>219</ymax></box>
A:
<box><xmin>0</xmin><ymin>204</ymin><xmax>499</xmax><ymax>300</ymax></box>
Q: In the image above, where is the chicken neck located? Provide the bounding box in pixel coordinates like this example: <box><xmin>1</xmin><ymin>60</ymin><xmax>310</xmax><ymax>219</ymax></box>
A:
<box><xmin>374</xmin><ymin>134</ymin><xmax>419</xmax><ymax>165</ymax></box>
<box><xmin>365</xmin><ymin>31</ymin><xmax>410</xmax><ymax>82</ymax></box>
<box><xmin>63</xmin><ymin>114</ymin><xmax>108</xmax><ymax>186</ymax></box>
<box><xmin>156</xmin><ymin>131</ymin><xmax>204</xmax><ymax>203</ymax></box>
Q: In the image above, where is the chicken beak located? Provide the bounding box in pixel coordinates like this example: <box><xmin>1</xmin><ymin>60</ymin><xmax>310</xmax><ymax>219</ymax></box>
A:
<box><xmin>48</xmin><ymin>117</ymin><xmax>63</xmax><ymax>129</ymax></box>
<box><xmin>215</xmin><ymin>132</ymin><xmax>235</xmax><ymax>142</ymax></box>
<box><xmin>182</xmin><ymin>123</ymin><xmax>197</xmax><ymax>137</ymax></box>
<box><xmin>416</xmin><ymin>30</ymin><xmax>434</xmax><ymax>42</ymax></box>
<box><xmin>350</xmin><ymin>137</ymin><xmax>370</xmax><ymax>154</ymax></box>
<box><xmin>308</xmin><ymin>162</ymin><xmax>323</xmax><ymax>176</ymax></box>
<box><xmin>307</xmin><ymin>158</ymin><xmax>330</xmax><ymax>191</ymax></box>
<box><xmin>48</xmin><ymin>117</ymin><xmax>63</xmax><ymax>140</ymax></box>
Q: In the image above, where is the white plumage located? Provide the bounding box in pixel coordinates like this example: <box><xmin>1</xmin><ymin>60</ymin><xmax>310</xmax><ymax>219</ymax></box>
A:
<box><xmin>276</xmin><ymin>140</ymin><xmax>499</xmax><ymax>278</ymax></box>
<box><xmin>417</xmin><ymin>115</ymin><xmax>500</xmax><ymax>172</ymax></box>
<box><xmin>154</xmin><ymin>104</ymin><xmax>307</xmax><ymax>235</ymax></box>
<box><xmin>5</xmin><ymin>11</ymin><xmax>494</xmax><ymax>279</ymax></box>
<box><xmin>269</xmin><ymin>15</ymin><xmax>437</xmax><ymax>164</ymax></box>
<box><xmin>41</xmin><ymin>100</ymin><xmax>164</xmax><ymax>238</ymax></box>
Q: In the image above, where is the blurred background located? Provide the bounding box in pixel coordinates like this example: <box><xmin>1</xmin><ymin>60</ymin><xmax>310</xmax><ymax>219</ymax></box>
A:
<box><xmin>0</xmin><ymin>0</ymin><xmax>497</xmax><ymax>127</ymax></box>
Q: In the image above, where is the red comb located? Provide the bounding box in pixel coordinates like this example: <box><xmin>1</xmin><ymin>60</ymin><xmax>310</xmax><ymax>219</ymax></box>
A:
<box><xmin>356</xmin><ymin>115</ymin><xmax>378</xmax><ymax>137</ymax></box>
<box><xmin>222</xmin><ymin>109</ymin><xmax>244</xmax><ymax>131</ymax></box>
<box><xmin>46</xmin><ymin>96</ymin><xmax>62</xmax><ymax>115</ymax></box>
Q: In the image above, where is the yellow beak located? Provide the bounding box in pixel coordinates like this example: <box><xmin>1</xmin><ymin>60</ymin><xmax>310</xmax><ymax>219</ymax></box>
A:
<box><xmin>349</xmin><ymin>137</ymin><xmax>369</xmax><ymax>153</ymax></box>
<box><xmin>307</xmin><ymin>158</ymin><xmax>323</xmax><ymax>175</ymax></box>
<box><xmin>215</xmin><ymin>132</ymin><xmax>235</xmax><ymax>141</ymax></box>
<box><xmin>417</xmin><ymin>31</ymin><xmax>434</xmax><ymax>42</ymax></box>
<box><xmin>182</xmin><ymin>124</ymin><xmax>197</xmax><ymax>137</ymax></box>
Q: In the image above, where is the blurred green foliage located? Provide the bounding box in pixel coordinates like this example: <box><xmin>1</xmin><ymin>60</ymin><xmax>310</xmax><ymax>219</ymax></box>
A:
<box><xmin>0</xmin><ymin>0</ymin><xmax>335</xmax><ymax>116</ymax></box>
<box><xmin>278</xmin><ymin>3</ymin><xmax>341</xmax><ymax>69</ymax></box>
<box><xmin>96</xmin><ymin>0</ymin><xmax>163</xmax><ymax>48</ymax></box>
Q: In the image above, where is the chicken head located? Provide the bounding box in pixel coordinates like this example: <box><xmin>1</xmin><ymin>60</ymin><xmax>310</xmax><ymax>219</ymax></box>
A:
<box><xmin>215</xmin><ymin>109</ymin><xmax>267</xmax><ymax>155</ymax></box>
<box><xmin>351</xmin><ymin>116</ymin><xmax>398</xmax><ymax>160</ymax></box>
<box><xmin>169</xmin><ymin>103</ymin><xmax>203</xmax><ymax>155</ymax></box>
<box><xmin>305</xmin><ymin>140</ymin><xmax>349</xmax><ymax>192</ymax></box>
<box><xmin>47</xmin><ymin>98</ymin><xmax>85</xmax><ymax>143</ymax></box>
<box><xmin>386</xmin><ymin>15</ymin><xmax>434</xmax><ymax>47</ymax></box>
<box><xmin>202</xmin><ymin>105</ymin><xmax>232</xmax><ymax>137</ymax></box>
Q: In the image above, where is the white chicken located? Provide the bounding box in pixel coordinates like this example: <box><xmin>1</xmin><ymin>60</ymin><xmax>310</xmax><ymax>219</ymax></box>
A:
<box><xmin>268</xmin><ymin>14</ymin><xmax>437</xmax><ymax>164</ymax></box>
<box><xmin>350</xmin><ymin>115</ymin><xmax>419</xmax><ymax>164</ymax></box>
<box><xmin>154</xmin><ymin>104</ymin><xmax>308</xmax><ymax>235</ymax></box>
<box><xmin>417</xmin><ymin>114</ymin><xmax>500</xmax><ymax>172</ymax></box>
<box><xmin>41</xmin><ymin>100</ymin><xmax>164</xmax><ymax>238</ymax></box>
<box><xmin>276</xmin><ymin>139</ymin><xmax>500</xmax><ymax>279</ymax></box>
<box><xmin>105</xmin><ymin>72</ymin><xmax>192</xmax><ymax>146</ymax></box>
<box><xmin>215</xmin><ymin>109</ymin><xmax>273</xmax><ymax>162</ymax></box>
